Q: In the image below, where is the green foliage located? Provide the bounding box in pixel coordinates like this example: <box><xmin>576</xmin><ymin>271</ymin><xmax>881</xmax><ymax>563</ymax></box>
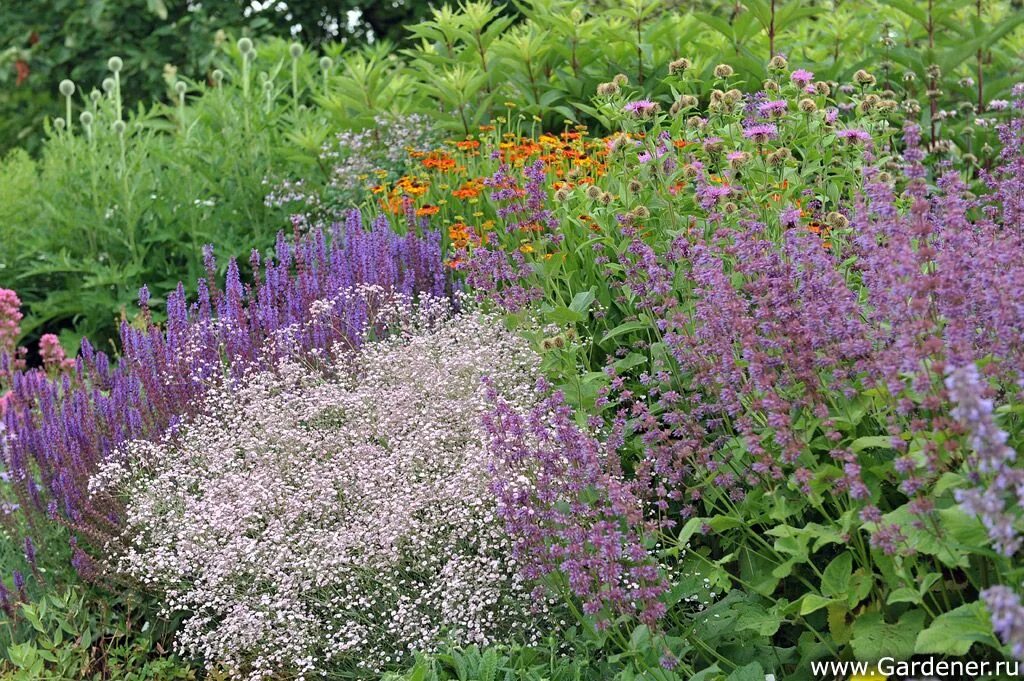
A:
<box><xmin>4</xmin><ymin>0</ymin><xmax>1024</xmax><ymax>349</ymax></box>
<box><xmin>0</xmin><ymin>38</ymin><xmax>331</xmax><ymax>348</ymax></box>
<box><xmin>0</xmin><ymin>0</ymin><xmax>436</xmax><ymax>154</ymax></box>
<box><xmin>0</xmin><ymin>588</ymin><xmax>193</xmax><ymax>680</ymax></box>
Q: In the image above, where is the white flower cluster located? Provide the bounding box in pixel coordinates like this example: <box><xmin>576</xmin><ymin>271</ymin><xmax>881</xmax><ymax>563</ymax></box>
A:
<box><xmin>93</xmin><ymin>298</ymin><xmax>547</xmax><ymax>679</ymax></box>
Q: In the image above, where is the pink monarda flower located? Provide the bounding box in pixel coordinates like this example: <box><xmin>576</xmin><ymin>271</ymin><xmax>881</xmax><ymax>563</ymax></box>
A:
<box><xmin>837</xmin><ymin>128</ymin><xmax>873</xmax><ymax>145</ymax></box>
<box><xmin>758</xmin><ymin>99</ymin><xmax>789</xmax><ymax>117</ymax></box>
<box><xmin>790</xmin><ymin>68</ymin><xmax>814</xmax><ymax>87</ymax></box>
<box><xmin>92</xmin><ymin>292</ymin><xmax>551</xmax><ymax>678</ymax></box>
<box><xmin>742</xmin><ymin>122</ymin><xmax>779</xmax><ymax>143</ymax></box>
<box><xmin>623</xmin><ymin>99</ymin><xmax>660</xmax><ymax>118</ymax></box>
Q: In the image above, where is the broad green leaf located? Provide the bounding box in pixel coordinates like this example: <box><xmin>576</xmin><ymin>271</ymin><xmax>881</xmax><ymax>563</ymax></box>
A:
<box><xmin>820</xmin><ymin>553</ymin><xmax>852</xmax><ymax>599</ymax></box>
<box><xmin>915</xmin><ymin>601</ymin><xmax>997</xmax><ymax>656</ymax></box>
<box><xmin>733</xmin><ymin>602</ymin><xmax>783</xmax><ymax>637</ymax></box>
<box><xmin>851</xmin><ymin>610</ymin><xmax>925</xmax><ymax>661</ymax></box>
<box><xmin>601</xmin><ymin>320</ymin><xmax>648</xmax><ymax>343</ymax></box>
<box><xmin>726</xmin><ymin>661</ymin><xmax>765</xmax><ymax>681</ymax></box>
<box><xmin>850</xmin><ymin>435</ymin><xmax>894</xmax><ymax>452</ymax></box>
<box><xmin>799</xmin><ymin>593</ymin><xmax>836</xmax><ymax>616</ymax></box>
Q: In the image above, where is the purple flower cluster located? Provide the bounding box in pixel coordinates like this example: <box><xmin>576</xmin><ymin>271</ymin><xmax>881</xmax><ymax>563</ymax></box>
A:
<box><xmin>484</xmin><ymin>383</ymin><xmax>667</xmax><ymax>626</ymax></box>
<box><xmin>946</xmin><ymin>364</ymin><xmax>1022</xmax><ymax>557</ymax></box>
<box><xmin>985</xmin><ymin>585</ymin><xmax>1024</xmax><ymax>659</ymax></box>
<box><xmin>0</xmin><ymin>210</ymin><xmax>446</xmax><ymax>577</ymax></box>
<box><xmin>485</xmin><ymin>161</ymin><xmax>558</xmax><ymax>234</ymax></box>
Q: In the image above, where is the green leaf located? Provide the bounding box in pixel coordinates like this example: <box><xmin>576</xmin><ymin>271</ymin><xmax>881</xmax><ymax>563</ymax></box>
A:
<box><xmin>733</xmin><ymin>602</ymin><xmax>783</xmax><ymax>637</ymax></box>
<box><xmin>915</xmin><ymin>601</ymin><xmax>996</xmax><ymax>656</ymax></box>
<box><xmin>851</xmin><ymin>610</ymin><xmax>925</xmax><ymax>661</ymax></box>
<box><xmin>850</xmin><ymin>435</ymin><xmax>894</xmax><ymax>452</ymax></box>
<box><xmin>827</xmin><ymin>603</ymin><xmax>852</xmax><ymax>645</ymax></box>
<box><xmin>478</xmin><ymin>647</ymin><xmax>497</xmax><ymax>681</ymax></box>
<box><xmin>601</xmin><ymin>320</ymin><xmax>648</xmax><ymax>343</ymax></box>
<box><xmin>820</xmin><ymin>553</ymin><xmax>852</xmax><ymax>599</ymax></box>
<box><xmin>847</xmin><ymin>569</ymin><xmax>874</xmax><ymax>607</ymax></box>
<box><xmin>568</xmin><ymin>289</ymin><xmax>596</xmax><ymax>316</ymax></box>
<box><xmin>689</xmin><ymin>665</ymin><xmax>723</xmax><ymax>681</ymax></box>
<box><xmin>799</xmin><ymin>593</ymin><xmax>836</xmax><ymax>616</ymax></box>
<box><xmin>726</xmin><ymin>661</ymin><xmax>765</xmax><ymax>681</ymax></box>
<box><xmin>886</xmin><ymin>587</ymin><xmax>921</xmax><ymax>605</ymax></box>
<box><xmin>614</xmin><ymin>352</ymin><xmax>648</xmax><ymax>372</ymax></box>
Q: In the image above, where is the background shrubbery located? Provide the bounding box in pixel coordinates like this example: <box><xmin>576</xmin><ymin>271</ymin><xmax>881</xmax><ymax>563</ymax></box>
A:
<box><xmin>4</xmin><ymin>0</ymin><xmax>1024</xmax><ymax>350</ymax></box>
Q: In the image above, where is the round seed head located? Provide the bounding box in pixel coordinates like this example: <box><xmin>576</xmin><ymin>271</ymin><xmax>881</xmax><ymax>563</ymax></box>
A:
<box><xmin>713</xmin><ymin>63</ymin><xmax>734</xmax><ymax>78</ymax></box>
<box><xmin>826</xmin><ymin>212</ymin><xmax>849</xmax><ymax>229</ymax></box>
<box><xmin>174</xmin><ymin>81</ymin><xmax>187</xmax><ymax>95</ymax></box>
<box><xmin>112</xmin><ymin>119</ymin><xmax>126</xmax><ymax>135</ymax></box>
<box><xmin>79</xmin><ymin>111</ymin><xmax>93</xmax><ymax>126</ymax></box>
<box><xmin>853</xmin><ymin>69</ymin><xmax>876</xmax><ymax>86</ymax></box>
<box><xmin>237</xmin><ymin>37</ymin><xmax>254</xmax><ymax>54</ymax></box>
<box><xmin>59</xmin><ymin>79</ymin><xmax>76</xmax><ymax>97</ymax></box>
<box><xmin>289</xmin><ymin>43</ymin><xmax>303</xmax><ymax>59</ymax></box>
<box><xmin>107</xmin><ymin>56</ymin><xmax>123</xmax><ymax>73</ymax></box>
<box><xmin>319</xmin><ymin>56</ymin><xmax>333</xmax><ymax>71</ymax></box>
<box><xmin>212</xmin><ymin>69</ymin><xmax>224</xmax><ymax>84</ymax></box>
<box><xmin>668</xmin><ymin>58</ymin><xmax>691</xmax><ymax>75</ymax></box>
<box><xmin>102</xmin><ymin>78</ymin><xmax>115</xmax><ymax>93</ymax></box>
<box><xmin>90</xmin><ymin>89</ymin><xmax>102</xmax><ymax>103</ymax></box>
<box><xmin>54</xmin><ymin>117</ymin><xmax>65</xmax><ymax>130</ymax></box>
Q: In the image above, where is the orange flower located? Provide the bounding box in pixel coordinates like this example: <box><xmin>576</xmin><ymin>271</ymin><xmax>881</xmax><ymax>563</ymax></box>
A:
<box><xmin>422</xmin><ymin>152</ymin><xmax>457</xmax><ymax>172</ymax></box>
<box><xmin>416</xmin><ymin>204</ymin><xmax>440</xmax><ymax>217</ymax></box>
<box><xmin>395</xmin><ymin>176</ymin><xmax>429</xmax><ymax>197</ymax></box>
<box><xmin>452</xmin><ymin>178</ymin><xmax>484</xmax><ymax>200</ymax></box>
<box><xmin>448</xmin><ymin>222</ymin><xmax>471</xmax><ymax>249</ymax></box>
<box><xmin>455</xmin><ymin>139</ymin><xmax>481</xmax><ymax>151</ymax></box>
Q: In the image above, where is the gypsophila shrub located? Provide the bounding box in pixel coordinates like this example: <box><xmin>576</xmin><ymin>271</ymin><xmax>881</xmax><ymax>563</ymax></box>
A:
<box><xmin>90</xmin><ymin>296</ymin><xmax>552</xmax><ymax>678</ymax></box>
<box><xmin>264</xmin><ymin>113</ymin><xmax>440</xmax><ymax>221</ymax></box>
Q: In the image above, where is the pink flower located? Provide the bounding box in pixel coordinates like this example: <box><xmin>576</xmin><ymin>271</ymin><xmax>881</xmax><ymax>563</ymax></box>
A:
<box><xmin>623</xmin><ymin>99</ymin><xmax>660</xmax><ymax>118</ymax></box>
<box><xmin>790</xmin><ymin>68</ymin><xmax>814</xmax><ymax>87</ymax></box>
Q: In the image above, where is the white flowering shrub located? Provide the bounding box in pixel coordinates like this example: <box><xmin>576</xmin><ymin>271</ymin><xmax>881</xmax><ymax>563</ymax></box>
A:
<box><xmin>92</xmin><ymin>296</ymin><xmax>546</xmax><ymax>679</ymax></box>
